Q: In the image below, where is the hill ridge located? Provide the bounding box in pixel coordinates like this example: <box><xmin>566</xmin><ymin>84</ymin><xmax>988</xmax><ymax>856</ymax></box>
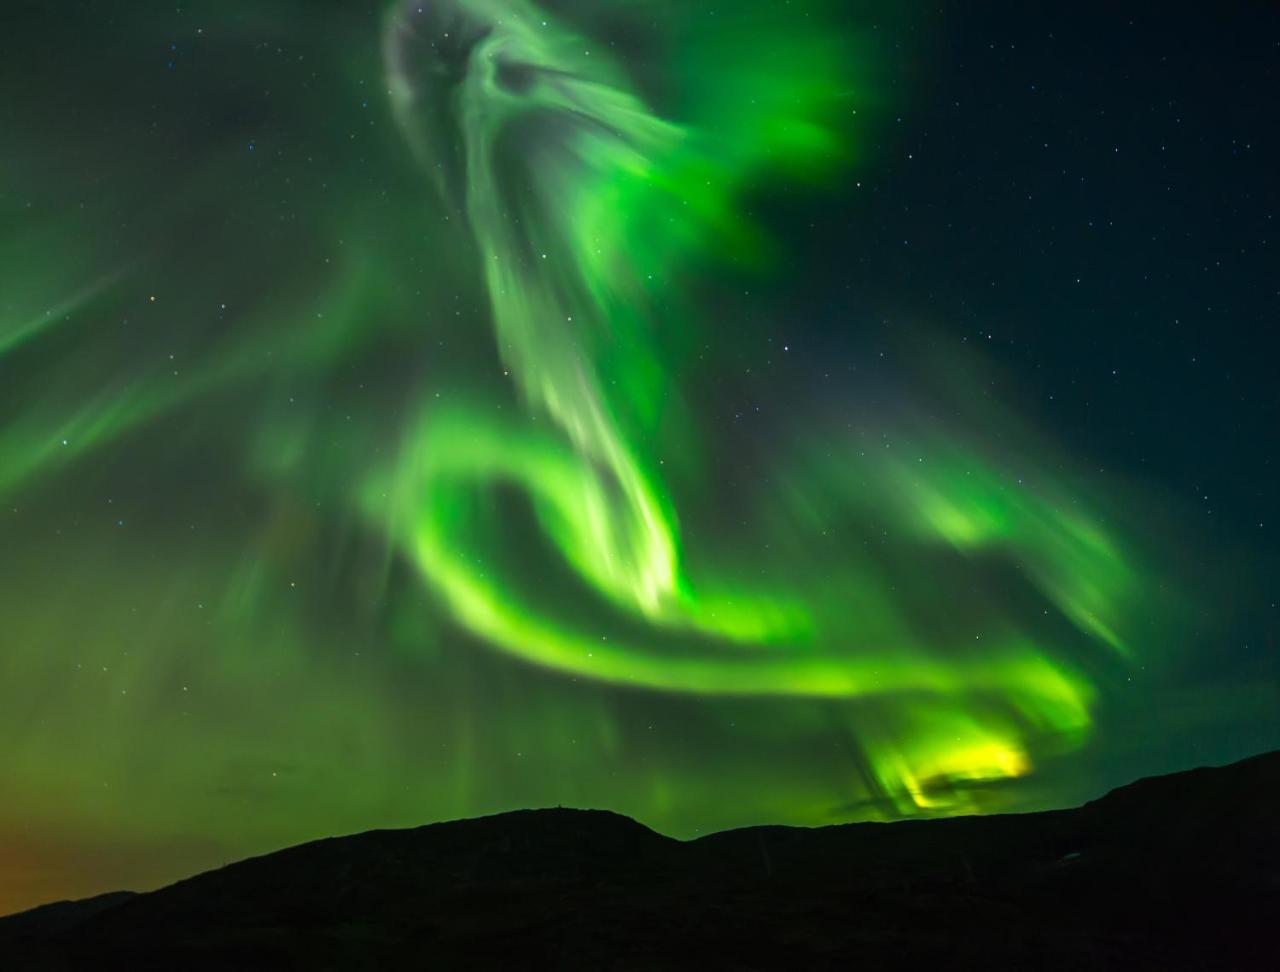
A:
<box><xmin>3</xmin><ymin>749</ymin><xmax>1277</xmax><ymax>970</ymax></box>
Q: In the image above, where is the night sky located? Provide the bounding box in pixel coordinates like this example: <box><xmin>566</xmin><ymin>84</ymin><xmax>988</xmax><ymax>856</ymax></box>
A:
<box><xmin>2</xmin><ymin>0</ymin><xmax>1277</xmax><ymax>916</ymax></box>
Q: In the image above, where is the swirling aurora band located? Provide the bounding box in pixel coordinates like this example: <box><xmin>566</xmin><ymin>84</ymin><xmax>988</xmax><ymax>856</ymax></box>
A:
<box><xmin>367</xmin><ymin>0</ymin><xmax>1150</xmax><ymax>808</ymax></box>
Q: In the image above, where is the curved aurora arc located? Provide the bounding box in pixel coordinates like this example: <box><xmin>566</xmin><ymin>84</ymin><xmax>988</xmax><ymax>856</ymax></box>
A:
<box><xmin>371</xmin><ymin>0</ymin><xmax>1156</xmax><ymax>812</ymax></box>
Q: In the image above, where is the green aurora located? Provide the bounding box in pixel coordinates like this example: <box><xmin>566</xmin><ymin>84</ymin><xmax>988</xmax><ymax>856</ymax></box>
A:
<box><xmin>378</xmin><ymin>0</ymin><xmax>1150</xmax><ymax>800</ymax></box>
<box><xmin>0</xmin><ymin>0</ymin><xmax>1274</xmax><ymax>915</ymax></box>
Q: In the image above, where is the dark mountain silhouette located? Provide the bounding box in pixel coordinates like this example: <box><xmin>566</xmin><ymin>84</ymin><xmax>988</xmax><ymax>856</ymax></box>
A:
<box><xmin>2</xmin><ymin>750</ymin><xmax>1276</xmax><ymax>970</ymax></box>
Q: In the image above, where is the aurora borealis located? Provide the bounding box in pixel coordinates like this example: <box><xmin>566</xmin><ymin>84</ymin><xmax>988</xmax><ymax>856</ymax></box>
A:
<box><xmin>2</xmin><ymin>0</ymin><xmax>1278</xmax><ymax>915</ymax></box>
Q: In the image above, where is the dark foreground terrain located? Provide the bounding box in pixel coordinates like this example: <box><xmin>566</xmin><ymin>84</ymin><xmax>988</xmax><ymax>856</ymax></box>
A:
<box><xmin>2</xmin><ymin>751</ymin><xmax>1276</xmax><ymax>970</ymax></box>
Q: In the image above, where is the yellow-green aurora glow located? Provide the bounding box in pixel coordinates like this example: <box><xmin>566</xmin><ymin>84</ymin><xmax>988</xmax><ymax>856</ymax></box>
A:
<box><xmin>1</xmin><ymin>0</ymin><xmax>1270</xmax><ymax>917</ymax></box>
